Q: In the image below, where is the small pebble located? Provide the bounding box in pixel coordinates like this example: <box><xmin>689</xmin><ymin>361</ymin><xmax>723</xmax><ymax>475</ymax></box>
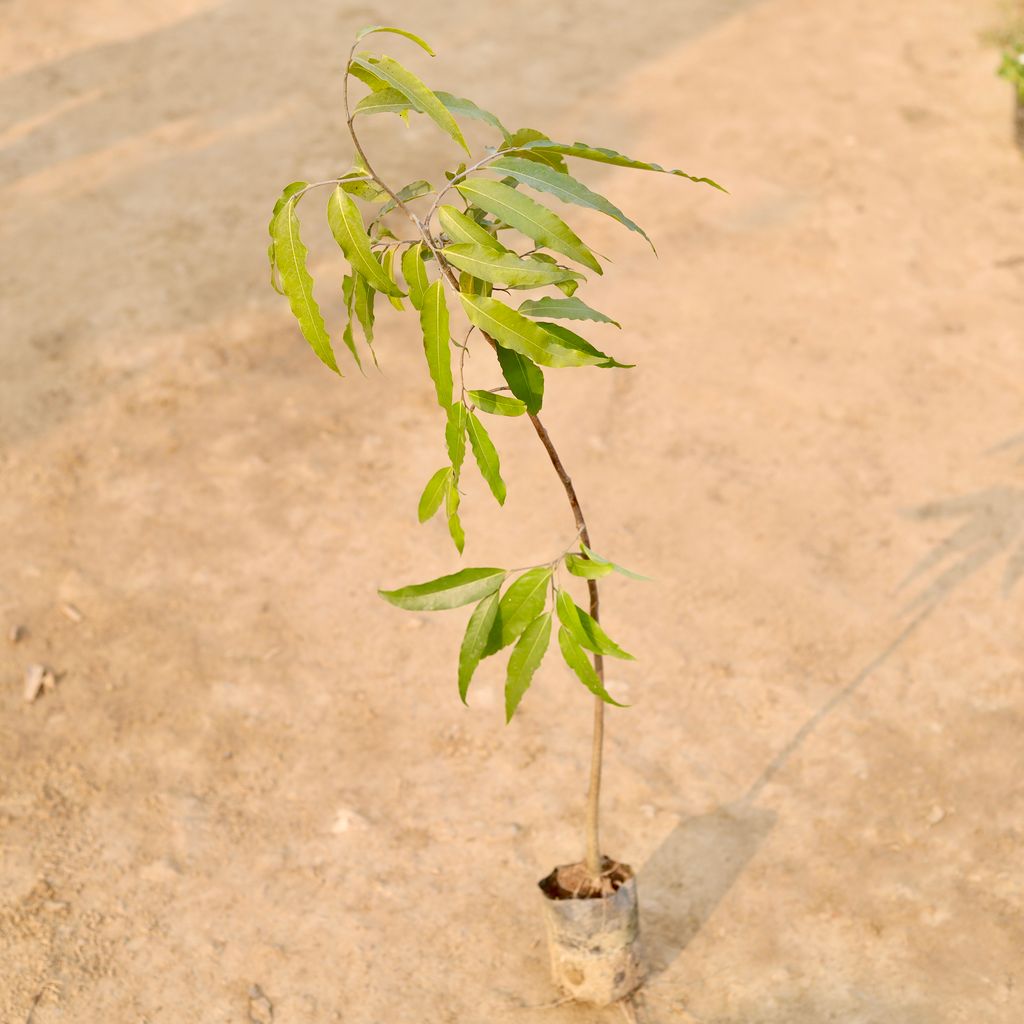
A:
<box><xmin>60</xmin><ymin>603</ymin><xmax>83</xmax><ymax>623</ymax></box>
<box><xmin>8</xmin><ymin>624</ymin><xmax>25</xmax><ymax>644</ymax></box>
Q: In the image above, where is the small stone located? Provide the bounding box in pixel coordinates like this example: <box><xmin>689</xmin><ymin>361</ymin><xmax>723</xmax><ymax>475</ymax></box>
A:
<box><xmin>8</xmin><ymin>624</ymin><xmax>25</xmax><ymax>644</ymax></box>
<box><xmin>60</xmin><ymin>603</ymin><xmax>83</xmax><ymax>623</ymax></box>
<box><xmin>927</xmin><ymin>805</ymin><xmax>946</xmax><ymax>826</ymax></box>
<box><xmin>23</xmin><ymin>663</ymin><xmax>55</xmax><ymax>703</ymax></box>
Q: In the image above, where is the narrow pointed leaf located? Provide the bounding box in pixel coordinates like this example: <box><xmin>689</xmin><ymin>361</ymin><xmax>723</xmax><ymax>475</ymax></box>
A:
<box><xmin>445</xmin><ymin>401</ymin><xmax>467</xmax><ymax>477</ymax></box>
<box><xmin>443</xmin><ymin>243</ymin><xmax>583</xmax><ymax>289</ymax></box>
<box><xmin>417</xmin><ymin>467</ymin><xmax>450</xmax><ymax>523</ymax></box>
<box><xmin>495</xmin><ymin>346</ymin><xmax>543</xmax><ymax>414</ymax></box>
<box><xmin>420</xmin><ymin>281</ymin><xmax>453</xmax><ymax>409</ymax></box>
<box><xmin>354</xmin><ymin>88</ymin><xmax>507</xmax><ymax>136</ymax></box>
<box><xmin>381</xmin><ymin>249</ymin><xmax>404</xmax><ymax>310</ymax></box>
<box><xmin>581</xmin><ymin>544</ymin><xmax>651</xmax><ymax>581</ymax></box>
<box><xmin>555</xmin><ymin>589</ymin><xmax>635</xmax><ymax>660</ymax></box>
<box><xmin>565</xmin><ymin>553</ymin><xmax>615</xmax><ymax>579</ymax></box>
<box><xmin>435</xmin><ymin>92</ymin><xmax>508</xmax><ymax>136</ymax></box>
<box><xmin>379</xmin><ymin>567</ymin><xmax>505</xmax><ymax>611</ymax></box>
<box><xmin>505</xmin><ymin>612</ymin><xmax>552</xmax><ymax>722</ymax></box>
<box><xmin>458</xmin><ymin>590</ymin><xmax>501</xmax><ymax>703</ymax></box>
<box><xmin>497</xmin><ymin>568</ymin><xmax>552</xmax><ymax>648</ymax></box>
<box><xmin>446</xmin><ymin>477</ymin><xmax>465</xmax><ymax>554</ymax></box>
<box><xmin>517</xmin><ymin>296</ymin><xmax>620</xmax><ymax>327</ymax></box>
<box><xmin>539</xmin><ymin>322</ymin><xmax>632</xmax><ymax>369</ymax></box>
<box><xmin>271</xmin><ymin>199</ymin><xmax>338</xmax><ymax>373</ymax></box>
<box><xmin>401</xmin><ymin>242</ymin><xmax>430</xmax><ymax>309</ymax></box>
<box><xmin>461</xmin><ymin>295</ymin><xmax>606</xmax><ymax>368</ymax></box>
<box><xmin>456</xmin><ymin>178</ymin><xmax>601</xmax><ymax>273</ymax></box>
<box><xmin>340</xmin><ymin>274</ymin><xmax>363</xmax><ymax>371</ymax></box>
<box><xmin>489</xmin><ymin>156</ymin><xmax>653</xmax><ymax>249</ymax></box>
<box><xmin>503</xmin><ymin>128</ymin><xmax>568</xmax><ymax>172</ymax></box>
<box><xmin>327</xmin><ymin>187</ymin><xmax>404</xmax><ymax>296</ymax></box>
<box><xmin>558</xmin><ymin>627</ymin><xmax>629</xmax><ymax>707</ymax></box>
<box><xmin>353</xmin><ymin>273</ymin><xmax>377</xmax><ymax>366</ymax></box>
<box><xmin>466</xmin><ymin>410</ymin><xmax>506</xmax><ymax>505</ymax></box>
<box><xmin>378</xmin><ymin>179</ymin><xmax>433</xmax><ymax>220</ymax></box>
<box><xmin>350</xmin><ymin>55</ymin><xmax>469</xmax><ymax>153</ymax></box>
<box><xmin>467</xmin><ymin>390</ymin><xmax>527</xmax><ymax>417</ymax></box>
<box><xmin>269</xmin><ymin>181</ymin><xmax>307</xmax><ymax>293</ymax></box>
<box><xmin>516</xmin><ymin>140</ymin><xmax>726</xmax><ymax>192</ymax></box>
<box><xmin>355</xmin><ymin>25</ymin><xmax>436</xmax><ymax>54</ymax></box>
<box><xmin>459</xmin><ymin>269</ymin><xmax>492</xmax><ymax>298</ymax></box>
<box><xmin>438</xmin><ymin>205</ymin><xmax>507</xmax><ymax>251</ymax></box>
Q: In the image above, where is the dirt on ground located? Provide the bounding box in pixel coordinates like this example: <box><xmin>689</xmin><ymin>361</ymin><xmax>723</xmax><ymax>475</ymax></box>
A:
<box><xmin>2</xmin><ymin>1</ymin><xmax>1023</xmax><ymax>1021</ymax></box>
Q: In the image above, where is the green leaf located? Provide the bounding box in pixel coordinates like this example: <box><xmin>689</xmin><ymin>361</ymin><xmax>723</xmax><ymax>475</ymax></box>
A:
<box><xmin>379</xmin><ymin>567</ymin><xmax>505</xmax><ymax>611</ymax></box>
<box><xmin>353</xmin><ymin>273</ymin><xmax>378</xmax><ymax>366</ymax></box>
<box><xmin>417</xmin><ymin>467</ymin><xmax>450</xmax><ymax>523</ymax></box>
<box><xmin>555</xmin><ymin>589</ymin><xmax>634</xmax><ymax>660</ymax></box>
<box><xmin>505</xmin><ymin>612</ymin><xmax>552</xmax><ymax>721</ymax></box>
<box><xmin>516</xmin><ymin>140</ymin><xmax>726</xmax><ymax>192</ymax></box>
<box><xmin>355</xmin><ymin>25</ymin><xmax>436</xmax><ymax>55</ymax></box>
<box><xmin>497</xmin><ymin>567</ymin><xmax>552</xmax><ymax>649</ymax></box>
<box><xmin>489</xmin><ymin>156</ymin><xmax>653</xmax><ymax>250</ymax></box>
<box><xmin>401</xmin><ymin>243</ymin><xmax>430</xmax><ymax>309</ymax></box>
<box><xmin>327</xmin><ymin>187</ymin><xmax>404</xmax><ymax>296</ymax></box>
<box><xmin>434</xmin><ymin>92</ymin><xmax>508</xmax><ymax>136</ymax></box>
<box><xmin>581</xmin><ymin>543</ymin><xmax>651</xmax><ymax>581</ymax></box>
<box><xmin>458</xmin><ymin>590</ymin><xmax>501</xmax><ymax>703</ymax></box>
<box><xmin>565</xmin><ymin>553</ymin><xmax>615</xmax><ymax>579</ymax></box>
<box><xmin>495</xmin><ymin>346</ymin><xmax>543</xmax><ymax>415</ymax></box>
<box><xmin>339</xmin><ymin>164</ymin><xmax>386</xmax><ymax>202</ymax></box>
<box><xmin>377</xmin><ymin>179</ymin><xmax>433</xmax><ymax>220</ymax></box>
<box><xmin>438</xmin><ymin>205</ymin><xmax>507</xmax><ymax>251</ymax></box>
<box><xmin>381</xmin><ymin>248</ymin><xmax>404</xmax><ymax>310</ymax></box>
<box><xmin>269</xmin><ymin>181</ymin><xmax>307</xmax><ymax>293</ymax></box>
<box><xmin>538</xmin><ymin>322</ymin><xmax>633</xmax><ymax>369</ymax></box>
<box><xmin>466</xmin><ymin>410</ymin><xmax>506</xmax><ymax>505</ymax></box>
<box><xmin>466</xmin><ymin>390</ymin><xmax>527</xmax><ymax>417</ymax></box>
<box><xmin>461</xmin><ymin>295</ymin><xmax>607</xmax><ymax>369</ymax></box>
<box><xmin>355</xmin><ymin>88</ymin><xmax>508</xmax><ymax>136</ymax></box>
<box><xmin>517</xmin><ymin>295</ymin><xmax>620</xmax><ymax>327</ymax></box>
<box><xmin>503</xmin><ymin>128</ymin><xmax>568</xmax><ymax>172</ymax></box>
<box><xmin>353</xmin><ymin>89</ymin><xmax>416</xmax><ymax>116</ymax></box>
<box><xmin>420</xmin><ymin>281</ymin><xmax>453</xmax><ymax>409</ymax></box>
<box><xmin>459</xmin><ymin>269</ymin><xmax>492</xmax><ymax>298</ymax></box>
<box><xmin>558</xmin><ymin>627</ymin><xmax>628</xmax><ymax>707</ymax></box>
<box><xmin>456</xmin><ymin>178</ymin><xmax>601</xmax><ymax>274</ymax></box>
<box><xmin>446</xmin><ymin>476</ymin><xmax>465</xmax><ymax>554</ymax></box>
<box><xmin>443</xmin><ymin>244</ymin><xmax>583</xmax><ymax>289</ymax></box>
<box><xmin>445</xmin><ymin>401</ymin><xmax>467</xmax><ymax>478</ymax></box>
<box><xmin>340</xmin><ymin>274</ymin><xmax>363</xmax><ymax>372</ymax></box>
<box><xmin>350</xmin><ymin>55</ymin><xmax>469</xmax><ymax>153</ymax></box>
<box><xmin>271</xmin><ymin>198</ymin><xmax>338</xmax><ymax>373</ymax></box>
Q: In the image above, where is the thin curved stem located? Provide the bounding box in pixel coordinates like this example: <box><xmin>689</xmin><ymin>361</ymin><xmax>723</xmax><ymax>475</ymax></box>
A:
<box><xmin>343</xmin><ymin>70</ymin><xmax>607</xmax><ymax>878</ymax></box>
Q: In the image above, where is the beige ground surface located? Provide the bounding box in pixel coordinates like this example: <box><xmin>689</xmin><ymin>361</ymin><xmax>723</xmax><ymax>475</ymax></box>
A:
<box><xmin>2</xmin><ymin>1</ymin><xmax>1023</xmax><ymax>1021</ymax></box>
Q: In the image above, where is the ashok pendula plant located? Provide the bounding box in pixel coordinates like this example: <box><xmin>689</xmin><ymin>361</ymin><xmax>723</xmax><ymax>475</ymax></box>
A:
<box><xmin>268</xmin><ymin>25</ymin><xmax>722</xmax><ymax>1004</ymax></box>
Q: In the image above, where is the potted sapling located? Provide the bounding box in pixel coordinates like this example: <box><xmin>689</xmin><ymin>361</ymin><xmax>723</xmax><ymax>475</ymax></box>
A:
<box><xmin>267</xmin><ymin>25</ymin><xmax>722</xmax><ymax>1006</ymax></box>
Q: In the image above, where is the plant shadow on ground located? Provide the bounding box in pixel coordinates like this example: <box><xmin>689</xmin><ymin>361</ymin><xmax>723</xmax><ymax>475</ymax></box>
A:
<box><xmin>637</xmin><ymin>435</ymin><xmax>1024</xmax><ymax>987</ymax></box>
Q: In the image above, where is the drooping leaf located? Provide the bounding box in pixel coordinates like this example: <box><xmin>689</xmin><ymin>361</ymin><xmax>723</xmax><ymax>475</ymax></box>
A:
<box><xmin>401</xmin><ymin>242</ymin><xmax>430</xmax><ymax>309</ymax></box>
<box><xmin>565</xmin><ymin>553</ymin><xmax>615</xmax><ymax>579</ymax></box>
<box><xmin>505</xmin><ymin>612</ymin><xmax>552</xmax><ymax>722</ymax></box>
<box><xmin>515</xmin><ymin>140</ymin><xmax>726</xmax><ymax>192</ymax></box>
<box><xmin>349</xmin><ymin>55</ymin><xmax>469</xmax><ymax>153</ymax></box>
<box><xmin>538</xmin><ymin>322</ymin><xmax>633</xmax><ymax>369</ymax></box>
<box><xmin>495</xmin><ymin>345</ymin><xmax>544</xmax><ymax>415</ymax></box>
<box><xmin>381</xmin><ymin>249</ymin><xmax>404</xmax><ymax>310</ymax></box>
<box><xmin>445</xmin><ymin>401</ymin><xmax>467</xmax><ymax>477</ymax></box>
<box><xmin>580</xmin><ymin>543</ymin><xmax>651</xmax><ymax>581</ymax></box>
<box><xmin>438</xmin><ymin>205</ymin><xmax>507</xmax><ymax>251</ymax></box>
<box><xmin>356</xmin><ymin>88</ymin><xmax>508</xmax><ymax>136</ymax></box>
<box><xmin>269</xmin><ymin>181</ymin><xmax>307</xmax><ymax>293</ymax></box>
<box><xmin>353</xmin><ymin>272</ymin><xmax>378</xmax><ymax>366</ymax></box>
<box><xmin>417</xmin><ymin>466</ymin><xmax>450</xmax><ymax>523</ymax></box>
<box><xmin>466</xmin><ymin>389</ymin><xmax>527</xmax><ymax>417</ymax></box>
<box><xmin>466</xmin><ymin>410</ymin><xmax>506</xmax><ymax>505</ymax></box>
<box><xmin>327</xmin><ymin>187</ymin><xmax>404</xmax><ymax>296</ymax></box>
<box><xmin>420</xmin><ymin>281</ymin><xmax>453</xmax><ymax>409</ymax></box>
<box><xmin>502</xmin><ymin>128</ymin><xmax>568</xmax><ymax>172</ymax></box>
<box><xmin>446</xmin><ymin>476</ymin><xmax>465</xmax><ymax>554</ymax></box>
<box><xmin>461</xmin><ymin>295</ymin><xmax>606</xmax><ymax>368</ymax></box>
<box><xmin>456</xmin><ymin>178</ymin><xmax>601</xmax><ymax>273</ymax></box>
<box><xmin>517</xmin><ymin>296</ymin><xmax>620</xmax><ymax>328</ymax></box>
<box><xmin>489</xmin><ymin>156</ymin><xmax>653</xmax><ymax>250</ymax></box>
<box><xmin>458</xmin><ymin>590</ymin><xmax>501</xmax><ymax>703</ymax></box>
<box><xmin>434</xmin><ymin>92</ymin><xmax>508</xmax><ymax>136</ymax></box>
<box><xmin>555</xmin><ymin>588</ymin><xmax>634</xmax><ymax>660</ymax></box>
<box><xmin>443</xmin><ymin>244</ymin><xmax>583</xmax><ymax>289</ymax></box>
<box><xmin>271</xmin><ymin>199</ymin><xmax>338</xmax><ymax>373</ymax></box>
<box><xmin>355</xmin><ymin>25</ymin><xmax>436</xmax><ymax>55</ymax></box>
<box><xmin>353</xmin><ymin>89</ymin><xmax>415</xmax><ymax>116</ymax></box>
<box><xmin>379</xmin><ymin>567</ymin><xmax>505</xmax><ymax>610</ymax></box>
<box><xmin>340</xmin><ymin>274</ymin><xmax>364</xmax><ymax>371</ymax></box>
<box><xmin>348</xmin><ymin>60</ymin><xmax>391</xmax><ymax>93</ymax></box>
<box><xmin>558</xmin><ymin>627</ymin><xmax>628</xmax><ymax>707</ymax></box>
<box><xmin>497</xmin><ymin>567</ymin><xmax>552</xmax><ymax>649</ymax></box>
